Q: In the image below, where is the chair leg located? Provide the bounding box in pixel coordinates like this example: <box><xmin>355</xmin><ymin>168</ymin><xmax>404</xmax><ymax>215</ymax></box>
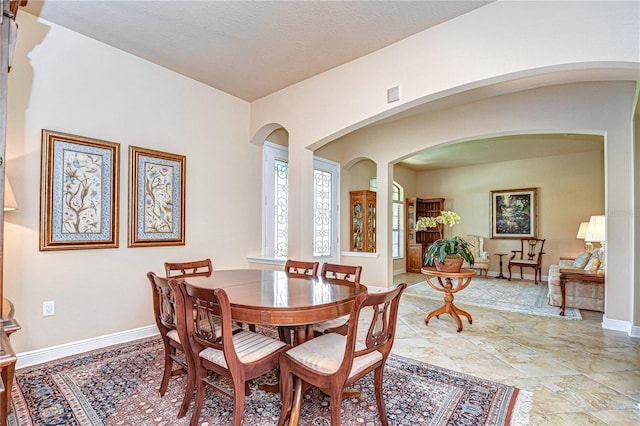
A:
<box><xmin>330</xmin><ymin>391</ymin><xmax>342</xmax><ymax>426</ymax></box>
<box><xmin>178</xmin><ymin>353</ymin><xmax>197</xmax><ymax>418</ymax></box>
<box><xmin>373</xmin><ymin>367</ymin><xmax>388</xmax><ymax>426</ymax></box>
<box><xmin>189</xmin><ymin>366</ymin><xmax>207</xmax><ymax>426</ymax></box>
<box><xmin>519</xmin><ymin>267</ymin><xmax>523</xmax><ymax>279</ymax></box>
<box><xmin>508</xmin><ymin>265</ymin><xmax>512</xmax><ymax>281</ymax></box>
<box><xmin>159</xmin><ymin>342</ymin><xmax>173</xmax><ymax>397</ymax></box>
<box><xmin>278</xmin><ymin>365</ymin><xmax>293</xmax><ymax>426</ymax></box>
<box><xmin>233</xmin><ymin>376</ymin><xmax>247</xmax><ymax>426</ymax></box>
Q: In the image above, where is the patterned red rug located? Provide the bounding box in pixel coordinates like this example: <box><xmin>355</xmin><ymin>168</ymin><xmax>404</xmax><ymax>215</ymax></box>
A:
<box><xmin>10</xmin><ymin>336</ymin><xmax>531</xmax><ymax>425</ymax></box>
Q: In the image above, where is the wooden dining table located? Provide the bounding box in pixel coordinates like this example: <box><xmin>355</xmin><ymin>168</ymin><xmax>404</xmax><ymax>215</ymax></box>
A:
<box><xmin>180</xmin><ymin>268</ymin><xmax>368</xmax><ymax>423</ymax></box>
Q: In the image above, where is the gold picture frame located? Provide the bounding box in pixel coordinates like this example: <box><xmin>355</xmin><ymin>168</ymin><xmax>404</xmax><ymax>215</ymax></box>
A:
<box><xmin>128</xmin><ymin>146</ymin><xmax>186</xmax><ymax>247</ymax></box>
<box><xmin>490</xmin><ymin>187</ymin><xmax>538</xmax><ymax>238</ymax></box>
<box><xmin>40</xmin><ymin>130</ymin><xmax>120</xmax><ymax>251</ymax></box>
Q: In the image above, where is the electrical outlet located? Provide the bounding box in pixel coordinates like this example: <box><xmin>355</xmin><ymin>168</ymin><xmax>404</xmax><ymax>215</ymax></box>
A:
<box><xmin>43</xmin><ymin>301</ymin><xmax>55</xmax><ymax>316</ymax></box>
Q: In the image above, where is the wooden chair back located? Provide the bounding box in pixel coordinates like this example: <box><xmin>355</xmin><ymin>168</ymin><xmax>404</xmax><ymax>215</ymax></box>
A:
<box><xmin>284</xmin><ymin>259</ymin><xmax>319</xmax><ymax>277</ymax></box>
<box><xmin>147</xmin><ymin>272</ymin><xmax>178</xmax><ymax>336</ymax></box>
<box><xmin>146</xmin><ymin>272</ymin><xmax>187</xmax><ymax>403</ymax></box>
<box><xmin>515</xmin><ymin>238</ymin><xmax>545</xmax><ymax>262</ymax></box>
<box><xmin>508</xmin><ymin>238</ymin><xmax>546</xmax><ymax>284</ymax></box>
<box><xmin>164</xmin><ymin>258</ymin><xmax>213</xmax><ymax>278</ymax></box>
<box><xmin>320</xmin><ymin>262</ymin><xmax>362</xmax><ymax>283</ymax></box>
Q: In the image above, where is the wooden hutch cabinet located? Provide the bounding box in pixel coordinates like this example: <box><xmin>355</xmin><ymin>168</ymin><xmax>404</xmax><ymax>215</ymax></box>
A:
<box><xmin>350</xmin><ymin>190</ymin><xmax>376</xmax><ymax>252</ymax></box>
<box><xmin>406</xmin><ymin>197</ymin><xmax>445</xmax><ymax>272</ymax></box>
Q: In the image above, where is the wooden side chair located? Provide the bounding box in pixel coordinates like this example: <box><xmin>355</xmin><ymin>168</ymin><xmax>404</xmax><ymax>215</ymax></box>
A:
<box><xmin>164</xmin><ymin>258</ymin><xmax>213</xmax><ymax>278</ymax></box>
<box><xmin>170</xmin><ymin>279</ymin><xmax>290</xmax><ymax>426</ymax></box>
<box><xmin>313</xmin><ymin>263</ymin><xmax>363</xmax><ymax>336</ymax></box>
<box><xmin>284</xmin><ymin>259</ymin><xmax>319</xmax><ymax>277</ymax></box>
<box><xmin>146</xmin><ymin>272</ymin><xmax>187</xmax><ymax>400</ymax></box>
<box><xmin>508</xmin><ymin>238</ymin><xmax>546</xmax><ymax>284</ymax></box>
<box><xmin>278</xmin><ymin>283</ymin><xmax>407</xmax><ymax>426</ymax></box>
<box><xmin>278</xmin><ymin>259</ymin><xmax>320</xmax><ymax>344</ymax></box>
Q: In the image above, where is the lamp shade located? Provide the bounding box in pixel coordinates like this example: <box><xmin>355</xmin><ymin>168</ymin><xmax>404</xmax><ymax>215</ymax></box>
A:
<box><xmin>576</xmin><ymin>222</ymin><xmax>589</xmax><ymax>239</ymax></box>
<box><xmin>4</xmin><ymin>175</ymin><xmax>18</xmax><ymax>211</ymax></box>
<box><xmin>584</xmin><ymin>215</ymin><xmax>605</xmax><ymax>242</ymax></box>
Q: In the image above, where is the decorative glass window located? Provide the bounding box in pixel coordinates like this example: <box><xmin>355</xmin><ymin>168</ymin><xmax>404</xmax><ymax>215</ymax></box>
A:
<box><xmin>369</xmin><ymin>177</ymin><xmax>404</xmax><ymax>259</ymax></box>
<box><xmin>263</xmin><ymin>142</ymin><xmax>339</xmax><ymax>261</ymax></box>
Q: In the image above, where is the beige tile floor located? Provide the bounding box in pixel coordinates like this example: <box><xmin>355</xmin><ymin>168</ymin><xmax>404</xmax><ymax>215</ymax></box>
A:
<box><xmin>391</xmin><ymin>273</ymin><xmax>640</xmax><ymax>425</ymax></box>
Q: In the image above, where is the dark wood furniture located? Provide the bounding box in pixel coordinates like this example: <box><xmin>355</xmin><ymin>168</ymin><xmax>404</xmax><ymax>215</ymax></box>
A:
<box><xmin>495</xmin><ymin>253</ymin><xmax>507</xmax><ymax>279</ymax></box>
<box><xmin>164</xmin><ymin>258</ymin><xmax>213</xmax><ymax>278</ymax></box>
<box><xmin>280</xmin><ymin>260</ymin><xmax>320</xmax><ymax>344</ymax></box>
<box><xmin>178</xmin><ymin>269</ymin><xmax>367</xmax><ymax>420</ymax></box>
<box><xmin>170</xmin><ymin>281</ymin><xmax>290</xmax><ymax>426</ymax></box>
<box><xmin>421</xmin><ymin>267</ymin><xmax>476</xmax><ymax>332</ymax></box>
<box><xmin>0</xmin><ymin>331</ymin><xmax>16</xmax><ymax>426</ymax></box>
<box><xmin>283</xmin><ymin>259</ymin><xmax>319</xmax><ymax>277</ymax></box>
<box><xmin>508</xmin><ymin>238</ymin><xmax>546</xmax><ymax>284</ymax></box>
<box><xmin>146</xmin><ymin>272</ymin><xmax>190</xmax><ymax>406</ymax></box>
<box><xmin>406</xmin><ymin>197</ymin><xmax>445</xmax><ymax>272</ymax></box>
<box><xmin>350</xmin><ymin>190</ymin><xmax>376</xmax><ymax>252</ymax></box>
<box><xmin>278</xmin><ymin>283</ymin><xmax>407</xmax><ymax>426</ymax></box>
<box><xmin>313</xmin><ymin>263</ymin><xmax>363</xmax><ymax>336</ymax></box>
<box><xmin>179</xmin><ymin>269</ymin><xmax>367</xmax><ymax>343</ymax></box>
<box><xmin>559</xmin><ymin>270</ymin><xmax>605</xmax><ymax>316</ymax></box>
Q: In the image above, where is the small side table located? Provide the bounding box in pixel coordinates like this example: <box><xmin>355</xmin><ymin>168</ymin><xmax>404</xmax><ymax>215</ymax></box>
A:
<box><xmin>421</xmin><ymin>267</ymin><xmax>476</xmax><ymax>332</ymax></box>
<box><xmin>495</xmin><ymin>253</ymin><xmax>507</xmax><ymax>279</ymax></box>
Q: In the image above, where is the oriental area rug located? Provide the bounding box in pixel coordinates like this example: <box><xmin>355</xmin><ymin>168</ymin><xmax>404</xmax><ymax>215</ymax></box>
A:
<box><xmin>9</xmin><ymin>336</ymin><xmax>531</xmax><ymax>426</ymax></box>
<box><xmin>403</xmin><ymin>275</ymin><xmax>582</xmax><ymax>320</ymax></box>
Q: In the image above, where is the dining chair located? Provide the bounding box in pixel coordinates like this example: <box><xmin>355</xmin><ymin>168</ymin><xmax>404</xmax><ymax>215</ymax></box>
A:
<box><xmin>169</xmin><ymin>278</ymin><xmax>290</xmax><ymax>426</ymax></box>
<box><xmin>164</xmin><ymin>258</ymin><xmax>213</xmax><ymax>278</ymax></box>
<box><xmin>284</xmin><ymin>259</ymin><xmax>319</xmax><ymax>277</ymax></box>
<box><xmin>508</xmin><ymin>238</ymin><xmax>546</xmax><ymax>284</ymax></box>
<box><xmin>278</xmin><ymin>282</ymin><xmax>407</xmax><ymax>426</ymax></box>
<box><xmin>279</xmin><ymin>259</ymin><xmax>320</xmax><ymax>344</ymax></box>
<box><xmin>313</xmin><ymin>263</ymin><xmax>363</xmax><ymax>336</ymax></box>
<box><xmin>146</xmin><ymin>272</ymin><xmax>187</xmax><ymax>400</ymax></box>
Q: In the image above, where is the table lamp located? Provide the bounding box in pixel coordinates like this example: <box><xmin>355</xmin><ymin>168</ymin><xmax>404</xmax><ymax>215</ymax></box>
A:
<box><xmin>584</xmin><ymin>215</ymin><xmax>606</xmax><ymax>255</ymax></box>
<box><xmin>576</xmin><ymin>221</ymin><xmax>591</xmax><ymax>252</ymax></box>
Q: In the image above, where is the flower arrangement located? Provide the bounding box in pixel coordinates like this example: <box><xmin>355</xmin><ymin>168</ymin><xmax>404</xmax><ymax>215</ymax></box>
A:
<box><xmin>416</xmin><ymin>210</ymin><xmax>474</xmax><ymax>269</ymax></box>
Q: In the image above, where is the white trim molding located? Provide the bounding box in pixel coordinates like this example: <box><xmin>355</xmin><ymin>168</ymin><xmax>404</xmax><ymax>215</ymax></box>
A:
<box><xmin>16</xmin><ymin>325</ymin><xmax>159</xmax><ymax>369</ymax></box>
<box><xmin>601</xmin><ymin>315</ymin><xmax>634</xmax><ymax>336</ymax></box>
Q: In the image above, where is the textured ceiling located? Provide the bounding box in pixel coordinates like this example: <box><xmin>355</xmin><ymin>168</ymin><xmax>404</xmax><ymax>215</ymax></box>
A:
<box><xmin>20</xmin><ymin>1</ymin><xmax>604</xmax><ymax>170</ymax></box>
<box><xmin>23</xmin><ymin>0</ymin><xmax>491</xmax><ymax>101</ymax></box>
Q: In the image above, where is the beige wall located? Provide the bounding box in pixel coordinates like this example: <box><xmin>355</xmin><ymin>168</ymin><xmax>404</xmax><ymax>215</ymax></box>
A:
<box><xmin>5</xmin><ymin>14</ymin><xmax>258</xmax><ymax>353</ymax></box>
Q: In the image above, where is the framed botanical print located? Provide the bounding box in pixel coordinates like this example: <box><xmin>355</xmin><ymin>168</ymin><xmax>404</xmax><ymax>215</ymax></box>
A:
<box><xmin>40</xmin><ymin>130</ymin><xmax>120</xmax><ymax>250</ymax></box>
<box><xmin>128</xmin><ymin>146</ymin><xmax>185</xmax><ymax>247</ymax></box>
<box><xmin>491</xmin><ymin>188</ymin><xmax>538</xmax><ymax>238</ymax></box>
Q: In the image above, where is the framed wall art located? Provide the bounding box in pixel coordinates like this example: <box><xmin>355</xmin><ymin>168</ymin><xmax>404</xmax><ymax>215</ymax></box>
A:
<box><xmin>490</xmin><ymin>187</ymin><xmax>538</xmax><ymax>238</ymax></box>
<box><xmin>40</xmin><ymin>130</ymin><xmax>120</xmax><ymax>250</ymax></box>
<box><xmin>128</xmin><ymin>146</ymin><xmax>185</xmax><ymax>247</ymax></box>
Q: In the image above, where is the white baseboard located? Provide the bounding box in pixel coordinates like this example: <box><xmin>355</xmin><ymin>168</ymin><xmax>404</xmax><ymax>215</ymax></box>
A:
<box><xmin>601</xmin><ymin>315</ymin><xmax>632</xmax><ymax>335</ymax></box>
<box><xmin>630</xmin><ymin>325</ymin><xmax>640</xmax><ymax>338</ymax></box>
<box><xmin>16</xmin><ymin>325</ymin><xmax>159</xmax><ymax>369</ymax></box>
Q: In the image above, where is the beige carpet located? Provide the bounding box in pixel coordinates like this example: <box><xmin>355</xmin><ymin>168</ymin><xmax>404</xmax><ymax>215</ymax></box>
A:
<box><xmin>403</xmin><ymin>275</ymin><xmax>582</xmax><ymax>320</ymax></box>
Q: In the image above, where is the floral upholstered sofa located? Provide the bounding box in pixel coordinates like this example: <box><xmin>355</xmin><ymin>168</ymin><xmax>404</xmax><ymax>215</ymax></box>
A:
<box><xmin>547</xmin><ymin>250</ymin><xmax>605</xmax><ymax>312</ymax></box>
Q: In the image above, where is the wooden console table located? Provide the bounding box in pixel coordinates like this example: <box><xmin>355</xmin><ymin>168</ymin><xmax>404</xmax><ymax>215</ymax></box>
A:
<box><xmin>421</xmin><ymin>267</ymin><xmax>476</xmax><ymax>332</ymax></box>
<box><xmin>559</xmin><ymin>270</ymin><xmax>605</xmax><ymax>316</ymax></box>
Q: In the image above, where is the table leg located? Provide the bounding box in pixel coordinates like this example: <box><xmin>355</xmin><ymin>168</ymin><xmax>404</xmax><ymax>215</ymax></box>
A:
<box><xmin>559</xmin><ymin>279</ymin><xmax>566</xmax><ymax>316</ymax></box>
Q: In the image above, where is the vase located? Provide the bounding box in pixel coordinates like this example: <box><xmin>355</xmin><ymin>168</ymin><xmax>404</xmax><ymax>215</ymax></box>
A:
<box><xmin>434</xmin><ymin>257</ymin><xmax>464</xmax><ymax>273</ymax></box>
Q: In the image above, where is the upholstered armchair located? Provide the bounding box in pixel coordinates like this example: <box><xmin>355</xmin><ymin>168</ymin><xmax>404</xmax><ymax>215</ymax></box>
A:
<box><xmin>461</xmin><ymin>235</ymin><xmax>490</xmax><ymax>278</ymax></box>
